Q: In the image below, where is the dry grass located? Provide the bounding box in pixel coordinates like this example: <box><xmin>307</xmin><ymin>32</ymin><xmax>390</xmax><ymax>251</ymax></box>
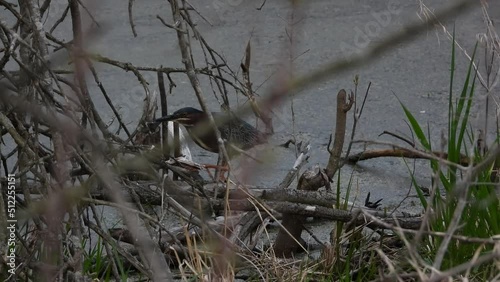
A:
<box><xmin>0</xmin><ymin>0</ymin><xmax>499</xmax><ymax>281</ymax></box>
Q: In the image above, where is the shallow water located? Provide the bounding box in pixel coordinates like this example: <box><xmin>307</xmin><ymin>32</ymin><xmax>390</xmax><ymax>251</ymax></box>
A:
<box><xmin>2</xmin><ymin>0</ymin><xmax>499</xmax><ymax>215</ymax></box>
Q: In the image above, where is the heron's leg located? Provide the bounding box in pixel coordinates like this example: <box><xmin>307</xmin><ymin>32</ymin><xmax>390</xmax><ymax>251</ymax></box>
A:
<box><xmin>204</xmin><ymin>162</ymin><xmax>229</xmax><ymax>182</ymax></box>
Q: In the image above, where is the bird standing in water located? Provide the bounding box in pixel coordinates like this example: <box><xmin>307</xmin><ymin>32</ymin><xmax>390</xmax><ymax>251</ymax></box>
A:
<box><xmin>150</xmin><ymin>107</ymin><xmax>267</xmax><ymax>159</ymax></box>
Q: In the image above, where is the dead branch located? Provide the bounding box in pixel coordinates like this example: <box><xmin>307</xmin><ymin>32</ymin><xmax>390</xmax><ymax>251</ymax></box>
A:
<box><xmin>273</xmin><ymin>89</ymin><xmax>353</xmax><ymax>257</ymax></box>
<box><xmin>347</xmin><ymin>148</ymin><xmax>470</xmax><ymax>166</ymax></box>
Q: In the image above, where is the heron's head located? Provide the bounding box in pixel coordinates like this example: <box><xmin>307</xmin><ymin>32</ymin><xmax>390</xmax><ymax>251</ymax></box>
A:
<box><xmin>155</xmin><ymin>107</ymin><xmax>205</xmax><ymax>127</ymax></box>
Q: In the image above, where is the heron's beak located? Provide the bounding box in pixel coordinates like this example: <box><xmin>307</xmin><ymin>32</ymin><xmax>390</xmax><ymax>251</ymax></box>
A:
<box><xmin>154</xmin><ymin>114</ymin><xmax>176</xmax><ymax>123</ymax></box>
<box><xmin>147</xmin><ymin>114</ymin><xmax>179</xmax><ymax>132</ymax></box>
<box><xmin>154</xmin><ymin>114</ymin><xmax>192</xmax><ymax>124</ymax></box>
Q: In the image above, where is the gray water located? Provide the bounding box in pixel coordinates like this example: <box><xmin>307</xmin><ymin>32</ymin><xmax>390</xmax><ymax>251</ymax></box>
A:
<box><xmin>2</xmin><ymin>0</ymin><xmax>499</xmax><ymax>214</ymax></box>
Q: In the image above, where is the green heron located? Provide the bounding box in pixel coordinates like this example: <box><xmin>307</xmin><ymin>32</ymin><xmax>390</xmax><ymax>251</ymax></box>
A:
<box><xmin>150</xmin><ymin>107</ymin><xmax>267</xmax><ymax>158</ymax></box>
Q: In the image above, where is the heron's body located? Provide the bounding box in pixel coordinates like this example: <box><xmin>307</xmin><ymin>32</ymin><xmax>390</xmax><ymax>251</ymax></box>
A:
<box><xmin>153</xmin><ymin>107</ymin><xmax>266</xmax><ymax>157</ymax></box>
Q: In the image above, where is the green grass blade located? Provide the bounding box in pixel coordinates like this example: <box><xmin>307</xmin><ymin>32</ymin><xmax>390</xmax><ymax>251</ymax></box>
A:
<box><xmin>448</xmin><ymin>26</ymin><xmax>456</xmax><ymax>162</ymax></box>
<box><xmin>456</xmin><ymin>42</ymin><xmax>478</xmax><ymax>154</ymax></box>
<box><xmin>400</xmin><ymin>103</ymin><xmax>431</xmax><ymax>150</ymax></box>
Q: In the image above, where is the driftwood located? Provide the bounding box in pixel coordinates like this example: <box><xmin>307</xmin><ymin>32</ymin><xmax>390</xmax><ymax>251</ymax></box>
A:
<box><xmin>13</xmin><ymin>179</ymin><xmax>421</xmax><ymax>227</ymax></box>
<box><xmin>273</xmin><ymin>89</ymin><xmax>354</xmax><ymax>257</ymax></box>
<box><xmin>347</xmin><ymin>148</ymin><xmax>470</xmax><ymax>165</ymax></box>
